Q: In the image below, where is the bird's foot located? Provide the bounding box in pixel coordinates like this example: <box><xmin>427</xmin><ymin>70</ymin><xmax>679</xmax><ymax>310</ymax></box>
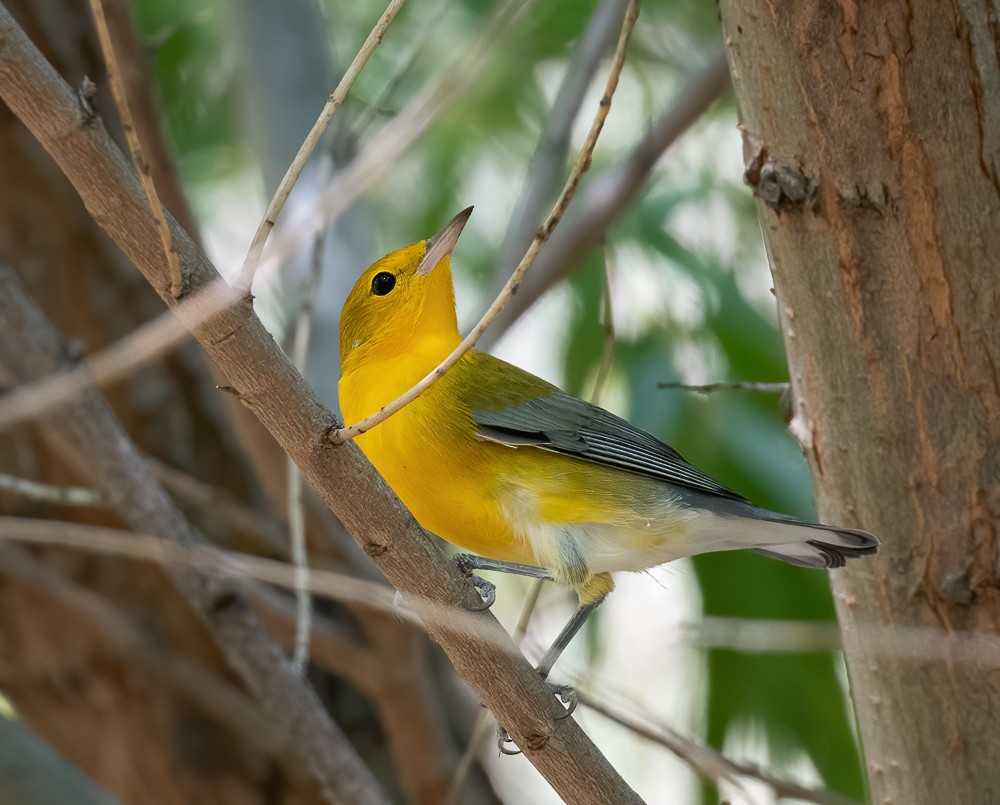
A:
<box><xmin>453</xmin><ymin>553</ymin><xmax>496</xmax><ymax>610</ymax></box>
<box><xmin>496</xmin><ymin>724</ymin><xmax>521</xmax><ymax>755</ymax></box>
<box><xmin>494</xmin><ymin>681</ymin><xmax>576</xmax><ymax>756</ymax></box>
<box><xmin>469</xmin><ymin>575</ymin><xmax>496</xmax><ymax>610</ymax></box>
<box><xmin>544</xmin><ymin>680</ymin><xmax>578</xmax><ymax>717</ymax></box>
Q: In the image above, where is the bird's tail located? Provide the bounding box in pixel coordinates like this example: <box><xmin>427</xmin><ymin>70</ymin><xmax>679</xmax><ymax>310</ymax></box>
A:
<box><xmin>748</xmin><ymin>513</ymin><xmax>878</xmax><ymax>569</ymax></box>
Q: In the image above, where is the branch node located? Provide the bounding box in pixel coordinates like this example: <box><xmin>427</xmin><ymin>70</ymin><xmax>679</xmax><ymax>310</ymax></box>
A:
<box><xmin>76</xmin><ymin>76</ymin><xmax>97</xmax><ymax>121</ymax></box>
<box><xmin>363</xmin><ymin>541</ymin><xmax>388</xmax><ymax>558</ymax></box>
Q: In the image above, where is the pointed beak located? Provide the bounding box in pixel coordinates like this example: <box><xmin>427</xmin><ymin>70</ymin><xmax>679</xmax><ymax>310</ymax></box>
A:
<box><xmin>416</xmin><ymin>206</ymin><xmax>473</xmax><ymax>276</ymax></box>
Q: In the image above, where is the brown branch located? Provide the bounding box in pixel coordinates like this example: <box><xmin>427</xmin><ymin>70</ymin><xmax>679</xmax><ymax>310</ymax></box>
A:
<box><xmin>479</xmin><ymin>50</ymin><xmax>731</xmax><ymax>349</ymax></box>
<box><xmin>96</xmin><ymin>0</ymin><xmax>199</xmax><ymax>237</ymax></box>
<box><xmin>0</xmin><ymin>266</ymin><xmax>387</xmax><ymax>804</ymax></box>
<box><xmin>0</xmin><ymin>543</ymin><xmax>294</xmax><ymax>763</ymax></box>
<box><xmin>0</xmin><ymin>7</ymin><xmax>640</xmax><ymax>800</ymax></box>
<box><xmin>236</xmin><ymin>0</ymin><xmax>407</xmax><ymax>292</ymax></box>
<box><xmin>577</xmin><ymin>690</ymin><xmax>861</xmax><ymax>805</ymax></box>
<box><xmin>330</xmin><ymin>0</ymin><xmax>641</xmax><ymax>444</ymax></box>
<box><xmin>87</xmin><ymin>0</ymin><xmax>183</xmax><ymax>298</ymax></box>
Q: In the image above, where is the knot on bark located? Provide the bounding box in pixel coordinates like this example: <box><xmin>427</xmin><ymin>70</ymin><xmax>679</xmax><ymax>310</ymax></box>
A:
<box><xmin>363</xmin><ymin>541</ymin><xmax>388</xmax><ymax>558</ymax></box>
<box><xmin>743</xmin><ymin>142</ymin><xmax>817</xmax><ymax>213</ymax></box>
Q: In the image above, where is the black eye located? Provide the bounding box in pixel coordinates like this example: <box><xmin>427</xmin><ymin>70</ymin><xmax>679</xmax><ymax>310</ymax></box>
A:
<box><xmin>371</xmin><ymin>272</ymin><xmax>396</xmax><ymax>296</ymax></box>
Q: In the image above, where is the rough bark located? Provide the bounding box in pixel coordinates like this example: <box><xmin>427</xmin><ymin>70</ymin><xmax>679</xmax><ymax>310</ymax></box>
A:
<box><xmin>0</xmin><ymin>4</ymin><xmax>642</xmax><ymax>803</ymax></box>
<box><xmin>719</xmin><ymin>2</ymin><xmax>1000</xmax><ymax>803</ymax></box>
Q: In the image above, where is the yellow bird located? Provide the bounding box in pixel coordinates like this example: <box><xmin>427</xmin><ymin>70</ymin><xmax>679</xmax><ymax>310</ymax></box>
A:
<box><xmin>339</xmin><ymin>208</ymin><xmax>878</xmax><ymax>681</ymax></box>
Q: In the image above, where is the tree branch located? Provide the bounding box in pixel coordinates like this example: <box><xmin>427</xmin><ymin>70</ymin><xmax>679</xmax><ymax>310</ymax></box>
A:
<box><xmin>236</xmin><ymin>0</ymin><xmax>407</xmax><ymax>291</ymax></box>
<box><xmin>577</xmin><ymin>691</ymin><xmax>861</xmax><ymax>805</ymax></box>
<box><xmin>492</xmin><ymin>0</ymin><xmax>625</xmax><ymax>292</ymax></box>
<box><xmin>0</xmin><ymin>5</ymin><xmax>640</xmax><ymax>802</ymax></box>
<box><xmin>0</xmin><ymin>266</ymin><xmax>387</xmax><ymax>805</ymax></box>
<box><xmin>479</xmin><ymin>50</ymin><xmax>730</xmax><ymax>349</ymax></box>
<box><xmin>87</xmin><ymin>0</ymin><xmax>183</xmax><ymax>298</ymax></box>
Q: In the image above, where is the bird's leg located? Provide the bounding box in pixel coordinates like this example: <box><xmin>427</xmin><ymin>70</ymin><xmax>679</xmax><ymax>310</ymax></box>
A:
<box><xmin>453</xmin><ymin>553</ymin><xmax>554</xmax><ymax>580</ymax></box>
<box><xmin>534</xmin><ymin>572</ymin><xmax>614</xmax><ymax>714</ymax></box>
<box><xmin>453</xmin><ymin>553</ymin><xmax>554</xmax><ymax>609</ymax></box>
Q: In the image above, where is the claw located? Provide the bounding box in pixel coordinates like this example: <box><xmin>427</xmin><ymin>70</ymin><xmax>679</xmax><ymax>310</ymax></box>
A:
<box><xmin>496</xmin><ymin>725</ymin><xmax>521</xmax><ymax>756</ymax></box>
<box><xmin>544</xmin><ymin>680</ymin><xmax>577</xmax><ymax>717</ymax></box>
<box><xmin>469</xmin><ymin>575</ymin><xmax>496</xmax><ymax>610</ymax></box>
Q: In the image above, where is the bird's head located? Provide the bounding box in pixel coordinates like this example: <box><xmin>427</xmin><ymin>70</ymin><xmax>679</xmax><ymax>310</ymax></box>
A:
<box><xmin>339</xmin><ymin>208</ymin><xmax>472</xmax><ymax>374</ymax></box>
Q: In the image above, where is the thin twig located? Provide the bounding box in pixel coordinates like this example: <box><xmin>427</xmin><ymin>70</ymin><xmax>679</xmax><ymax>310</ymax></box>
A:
<box><xmin>479</xmin><ymin>50</ymin><xmax>730</xmax><ymax>349</ymax></box>
<box><xmin>577</xmin><ymin>690</ymin><xmax>862</xmax><ymax>805</ymax></box>
<box><xmin>591</xmin><ymin>241</ymin><xmax>617</xmax><ymax>406</ymax></box>
<box><xmin>492</xmin><ymin>0</ymin><xmax>625</xmax><ymax>294</ymax></box>
<box><xmin>284</xmin><ymin>161</ymin><xmax>335</xmax><ymax>675</ymax></box>
<box><xmin>0</xmin><ymin>473</ymin><xmax>109</xmax><ymax>507</ymax></box>
<box><xmin>351</xmin><ymin>0</ymin><xmax>450</xmax><ymax>139</ymax></box>
<box><xmin>88</xmin><ymin>0</ymin><xmax>183</xmax><ymax>298</ymax></box>
<box><xmin>254</xmin><ymin>0</ymin><xmax>531</xmax><ymax>291</ymax></box>
<box><xmin>657</xmin><ymin>380</ymin><xmax>790</xmax><ymax>395</ymax></box>
<box><xmin>0</xmin><ymin>278</ymin><xmax>237</xmax><ymax>434</ymax></box>
<box><xmin>330</xmin><ymin>0</ymin><xmax>641</xmax><ymax>445</ymax></box>
<box><xmin>236</xmin><ymin>0</ymin><xmax>407</xmax><ymax>292</ymax></box>
<box><xmin>0</xmin><ymin>516</ymin><xmax>510</xmax><ymax>657</ymax></box>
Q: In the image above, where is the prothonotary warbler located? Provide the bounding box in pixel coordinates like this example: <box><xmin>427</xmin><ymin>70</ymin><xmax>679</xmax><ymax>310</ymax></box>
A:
<box><xmin>339</xmin><ymin>208</ymin><xmax>879</xmax><ymax>684</ymax></box>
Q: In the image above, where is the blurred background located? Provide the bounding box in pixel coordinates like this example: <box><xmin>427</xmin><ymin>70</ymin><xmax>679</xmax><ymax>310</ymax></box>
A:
<box><xmin>0</xmin><ymin>0</ymin><xmax>865</xmax><ymax>802</ymax></box>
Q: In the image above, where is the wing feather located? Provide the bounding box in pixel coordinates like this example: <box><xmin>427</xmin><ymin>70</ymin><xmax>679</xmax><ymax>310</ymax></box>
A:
<box><xmin>472</xmin><ymin>388</ymin><xmax>748</xmax><ymax>503</ymax></box>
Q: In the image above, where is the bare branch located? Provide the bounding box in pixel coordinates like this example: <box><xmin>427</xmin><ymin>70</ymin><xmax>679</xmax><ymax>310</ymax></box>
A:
<box><xmin>0</xmin><ymin>7</ymin><xmax>640</xmax><ymax>799</ymax></box>
<box><xmin>236</xmin><ymin>0</ymin><xmax>407</xmax><ymax>292</ymax></box>
<box><xmin>0</xmin><ymin>279</ymin><xmax>231</xmax><ymax>434</ymax></box>
<box><xmin>88</xmin><ymin>0</ymin><xmax>183</xmax><ymax>298</ymax></box>
<box><xmin>492</xmin><ymin>0</ymin><xmax>625</xmax><ymax>290</ymax></box>
<box><xmin>330</xmin><ymin>0</ymin><xmax>641</xmax><ymax>444</ymax></box>
<box><xmin>283</xmin><ymin>156</ymin><xmax>339</xmax><ymax>674</ymax></box>
<box><xmin>445</xmin><ymin>578</ymin><xmax>547</xmax><ymax>804</ymax></box>
<box><xmin>0</xmin><ymin>472</ymin><xmax>108</xmax><ymax>507</ymax></box>
<box><xmin>0</xmin><ymin>267</ymin><xmax>387</xmax><ymax>805</ymax></box>
<box><xmin>658</xmin><ymin>380</ymin><xmax>790</xmax><ymax>394</ymax></box>
<box><xmin>255</xmin><ymin>0</ymin><xmax>531</xmax><ymax>286</ymax></box>
<box><xmin>0</xmin><ymin>543</ymin><xmax>291</xmax><ymax>761</ymax></box>
<box><xmin>577</xmin><ymin>690</ymin><xmax>862</xmax><ymax>805</ymax></box>
<box><xmin>479</xmin><ymin>50</ymin><xmax>730</xmax><ymax>349</ymax></box>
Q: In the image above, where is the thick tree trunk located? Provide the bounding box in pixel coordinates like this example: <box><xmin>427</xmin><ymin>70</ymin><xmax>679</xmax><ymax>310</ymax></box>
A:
<box><xmin>719</xmin><ymin>2</ymin><xmax>1000</xmax><ymax>803</ymax></box>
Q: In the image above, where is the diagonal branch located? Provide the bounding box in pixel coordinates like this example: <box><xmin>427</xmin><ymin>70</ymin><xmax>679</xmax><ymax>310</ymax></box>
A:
<box><xmin>236</xmin><ymin>0</ymin><xmax>407</xmax><ymax>292</ymax></box>
<box><xmin>0</xmin><ymin>5</ymin><xmax>640</xmax><ymax>802</ymax></box>
<box><xmin>479</xmin><ymin>50</ymin><xmax>731</xmax><ymax>349</ymax></box>
<box><xmin>87</xmin><ymin>0</ymin><xmax>183</xmax><ymax>298</ymax></box>
<box><xmin>0</xmin><ymin>267</ymin><xmax>387</xmax><ymax>805</ymax></box>
<box><xmin>492</xmin><ymin>0</ymin><xmax>626</xmax><ymax>292</ymax></box>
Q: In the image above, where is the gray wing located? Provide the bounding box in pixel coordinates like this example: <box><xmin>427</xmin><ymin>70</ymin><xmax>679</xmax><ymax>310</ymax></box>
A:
<box><xmin>472</xmin><ymin>391</ymin><xmax>750</xmax><ymax>503</ymax></box>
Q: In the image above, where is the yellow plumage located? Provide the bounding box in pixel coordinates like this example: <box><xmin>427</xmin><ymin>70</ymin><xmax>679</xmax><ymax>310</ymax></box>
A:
<box><xmin>338</xmin><ymin>214</ymin><xmax>877</xmax><ymax>629</ymax></box>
